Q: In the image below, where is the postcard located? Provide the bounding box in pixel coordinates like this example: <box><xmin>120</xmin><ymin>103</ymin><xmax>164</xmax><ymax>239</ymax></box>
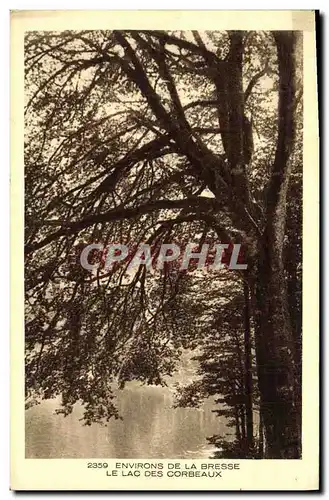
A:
<box><xmin>11</xmin><ymin>9</ymin><xmax>319</xmax><ymax>490</ymax></box>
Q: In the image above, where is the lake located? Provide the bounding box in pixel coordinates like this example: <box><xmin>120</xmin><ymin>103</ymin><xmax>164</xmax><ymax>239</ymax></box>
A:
<box><xmin>26</xmin><ymin>383</ymin><xmax>228</xmax><ymax>459</ymax></box>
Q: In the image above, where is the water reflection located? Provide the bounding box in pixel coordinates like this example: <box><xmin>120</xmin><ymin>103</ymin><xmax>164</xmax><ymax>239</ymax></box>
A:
<box><xmin>26</xmin><ymin>383</ymin><xmax>227</xmax><ymax>458</ymax></box>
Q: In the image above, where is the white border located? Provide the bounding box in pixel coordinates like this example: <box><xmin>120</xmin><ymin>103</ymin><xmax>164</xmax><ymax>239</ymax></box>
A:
<box><xmin>4</xmin><ymin>4</ymin><xmax>326</xmax><ymax>498</ymax></box>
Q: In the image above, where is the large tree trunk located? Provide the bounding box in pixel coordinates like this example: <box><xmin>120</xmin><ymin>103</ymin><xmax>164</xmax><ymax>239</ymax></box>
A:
<box><xmin>285</xmin><ymin>169</ymin><xmax>303</xmax><ymax>433</ymax></box>
<box><xmin>243</xmin><ymin>281</ymin><xmax>254</xmax><ymax>452</ymax></box>
<box><xmin>251</xmin><ymin>31</ymin><xmax>301</xmax><ymax>458</ymax></box>
<box><xmin>254</xmin><ymin>235</ymin><xmax>301</xmax><ymax>458</ymax></box>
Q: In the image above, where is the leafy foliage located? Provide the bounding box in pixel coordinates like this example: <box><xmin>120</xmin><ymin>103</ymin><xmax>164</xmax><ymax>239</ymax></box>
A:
<box><xmin>25</xmin><ymin>30</ymin><xmax>302</xmax><ymax>457</ymax></box>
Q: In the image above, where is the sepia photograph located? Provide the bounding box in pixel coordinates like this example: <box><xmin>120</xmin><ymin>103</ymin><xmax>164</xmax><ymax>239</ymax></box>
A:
<box><xmin>10</xmin><ymin>10</ymin><xmax>319</xmax><ymax>490</ymax></box>
<box><xmin>24</xmin><ymin>26</ymin><xmax>304</xmax><ymax>461</ymax></box>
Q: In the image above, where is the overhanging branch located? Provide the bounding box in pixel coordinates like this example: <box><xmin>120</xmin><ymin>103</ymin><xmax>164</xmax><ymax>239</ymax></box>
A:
<box><xmin>25</xmin><ymin>197</ymin><xmax>221</xmax><ymax>255</ymax></box>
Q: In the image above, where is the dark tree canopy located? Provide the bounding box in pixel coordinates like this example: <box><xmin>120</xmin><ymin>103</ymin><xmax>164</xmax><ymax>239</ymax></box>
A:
<box><xmin>25</xmin><ymin>30</ymin><xmax>302</xmax><ymax>457</ymax></box>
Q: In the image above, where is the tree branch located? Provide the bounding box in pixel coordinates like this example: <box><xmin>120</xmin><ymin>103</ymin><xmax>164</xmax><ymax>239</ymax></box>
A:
<box><xmin>25</xmin><ymin>197</ymin><xmax>220</xmax><ymax>255</ymax></box>
<box><xmin>138</xmin><ymin>30</ymin><xmax>223</xmax><ymax>63</ymax></box>
<box><xmin>266</xmin><ymin>32</ymin><xmax>297</xmax><ymax>216</ymax></box>
<box><xmin>183</xmin><ymin>100</ymin><xmax>218</xmax><ymax>112</ymax></box>
<box><xmin>112</xmin><ymin>31</ymin><xmax>229</xmax><ymax>198</ymax></box>
<box><xmin>244</xmin><ymin>64</ymin><xmax>270</xmax><ymax>103</ymax></box>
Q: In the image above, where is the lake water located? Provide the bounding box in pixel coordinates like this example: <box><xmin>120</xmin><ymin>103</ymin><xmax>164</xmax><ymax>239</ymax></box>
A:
<box><xmin>26</xmin><ymin>383</ymin><xmax>227</xmax><ymax>459</ymax></box>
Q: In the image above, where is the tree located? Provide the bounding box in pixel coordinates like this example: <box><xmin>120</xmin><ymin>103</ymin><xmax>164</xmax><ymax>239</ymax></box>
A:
<box><xmin>25</xmin><ymin>29</ymin><xmax>303</xmax><ymax>457</ymax></box>
<box><xmin>174</xmin><ymin>271</ymin><xmax>259</xmax><ymax>458</ymax></box>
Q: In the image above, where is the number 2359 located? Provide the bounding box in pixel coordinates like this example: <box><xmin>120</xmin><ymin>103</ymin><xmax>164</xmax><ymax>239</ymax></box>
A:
<box><xmin>87</xmin><ymin>463</ymin><xmax>108</xmax><ymax>469</ymax></box>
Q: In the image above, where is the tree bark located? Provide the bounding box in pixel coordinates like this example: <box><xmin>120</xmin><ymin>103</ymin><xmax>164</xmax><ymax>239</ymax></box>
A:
<box><xmin>258</xmin><ymin>411</ymin><xmax>264</xmax><ymax>458</ymax></box>
<box><xmin>285</xmin><ymin>171</ymin><xmax>302</xmax><ymax>433</ymax></box>
<box><xmin>243</xmin><ymin>281</ymin><xmax>254</xmax><ymax>452</ymax></box>
<box><xmin>251</xmin><ymin>31</ymin><xmax>301</xmax><ymax>459</ymax></box>
<box><xmin>254</xmin><ymin>238</ymin><xmax>301</xmax><ymax>458</ymax></box>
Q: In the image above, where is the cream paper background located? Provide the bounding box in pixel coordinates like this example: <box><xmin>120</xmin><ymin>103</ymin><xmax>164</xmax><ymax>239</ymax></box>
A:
<box><xmin>10</xmin><ymin>10</ymin><xmax>319</xmax><ymax>490</ymax></box>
